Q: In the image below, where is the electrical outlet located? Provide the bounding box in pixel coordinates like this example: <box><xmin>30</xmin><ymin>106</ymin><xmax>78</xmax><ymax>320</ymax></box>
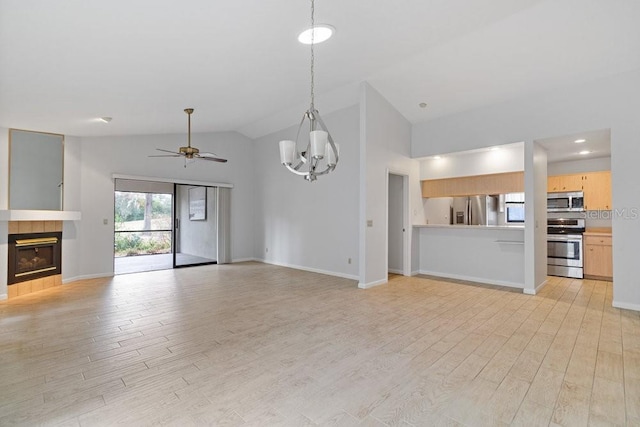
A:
<box><xmin>265</xmin><ymin>247</ymin><xmax>269</xmax><ymax>253</ymax></box>
<box><xmin>103</xmin><ymin>218</ymin><xmax>108</xmax><ymax>225</ymax></box>
<box><xmin>348</xmin><ymin>258</ymin><xmax>352</xmax><ymax>264</ymax></box>
<box><xmin>367</xmin><ymin>220</ymin><xmax>373</xmax><ymax>227</ymax></box>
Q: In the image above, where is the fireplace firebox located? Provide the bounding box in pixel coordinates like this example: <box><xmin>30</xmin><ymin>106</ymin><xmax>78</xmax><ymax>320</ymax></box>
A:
<box><xmin>8</xmin><ymin>232</ymin><xmax>62</xmax><ymax>285</ymax></box>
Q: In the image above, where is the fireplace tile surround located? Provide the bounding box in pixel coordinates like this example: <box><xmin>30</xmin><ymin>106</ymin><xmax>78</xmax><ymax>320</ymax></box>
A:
<box><xmin>6</xmin><ymin>220</ymin><xmax>63</xmax><ymax>299</ymax></box>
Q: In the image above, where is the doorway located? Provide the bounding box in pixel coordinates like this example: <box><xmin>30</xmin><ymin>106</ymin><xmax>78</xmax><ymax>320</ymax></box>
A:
<box><xmin>388</xmin><ymin>172</ymin><xmax>408</xmax><ymax>276</ymax></box>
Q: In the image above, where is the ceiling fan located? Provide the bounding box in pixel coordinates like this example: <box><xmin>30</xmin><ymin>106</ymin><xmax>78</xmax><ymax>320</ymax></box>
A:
<box><xmin>150</xmin><ymin>108</ymin><xmax>227</xmax><ymax>166</ymax></box>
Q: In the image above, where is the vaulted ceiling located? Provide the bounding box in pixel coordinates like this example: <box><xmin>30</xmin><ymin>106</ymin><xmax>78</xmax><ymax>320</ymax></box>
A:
<box><xmin>1</xmin><ymin>0</ymin><xmax>638</xmax><ymax>139</ymax></box>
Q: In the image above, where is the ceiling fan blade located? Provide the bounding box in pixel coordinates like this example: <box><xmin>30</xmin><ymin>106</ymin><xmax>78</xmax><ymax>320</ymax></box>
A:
<box><xmin>195</xmin><ymin>154</ymin><xmax>227</xmax><ymax>163</ymax></box>
<box><xmin>148</xmin><ymin>154</ymin><xmax>182</xmax><ymax>158</ymax></box>
<box><xmin>156</xmin><ymin>148</ymin><xmax>182</xmax><ymax>155</ymax></box>
<box><xmin>198</xmin><ymin>152</ymin><xmax>227</xmax><ymax>162</ymax></box>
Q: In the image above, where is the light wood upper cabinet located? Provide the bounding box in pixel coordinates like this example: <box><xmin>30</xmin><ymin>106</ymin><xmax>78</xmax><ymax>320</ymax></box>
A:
<box><xmin>547</xmin><ymin>173</ymin><xmax>583</xmax><ymax>192</ymax></box>
<box><xmin>422</xmin><ymin>171</ymin><xmax>524</xmax><ymax>198</ymax></box>
<box><xmin>583</xmin><ymin>171</ymin><xmax>612</xmax><ymax>210</ymax></box>
<box><xmin>547</xmin><ymin>175</ymin><xmax>561</xmax><ymax>193</ymax></box>
<box><xmin>547</xmin><ymin>170</ymin><xmax>612</xmax><ymax>210</ymax></box>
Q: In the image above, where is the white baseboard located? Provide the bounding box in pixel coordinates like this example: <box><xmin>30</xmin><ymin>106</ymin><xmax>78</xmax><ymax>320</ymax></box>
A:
<box><xmin>410</xmin><ymin>270</ymin><xmax>420</xmax><ymax>276</ymax></box>
<box><xmin>418</xmin><ymin>270</ymin><xmax>525</xmax><ymax>290</ymax></box>
<box><xmin>63</xmin><ymin>273</ymin><xmax>114</xmax><ymax>284</ymax></box>
<box><xmin>388</xmin><ymin>268</ymin><xmax>404</xmax><ymax>275</ymax></box>
<box><xmin>358</xmin><ymin>278</ymin><xmax>388</xmax><ymax>289</ymax></box>
<box><xmin>231</xmin><ymin>258</ymin><xmax>258</xmax><ymax>263</ymax></box>
<box><xmin>523</xmin><ymin>279</ymin><xmax>548</xmax><ymax>295</ymax></box>
<box><xmin>0</xmin><ymin>293</ymin><xmax>7</xmax><ymax>301</ymax></box>
<box><xmin>257</xmin><ymin>258</ymin><xmax>359</xmax><ymax>281</ymax></box>
<box><xmin>612</xmin><ymin>300</ymin><xmax>640</xmax><ymax>312</ymax></box>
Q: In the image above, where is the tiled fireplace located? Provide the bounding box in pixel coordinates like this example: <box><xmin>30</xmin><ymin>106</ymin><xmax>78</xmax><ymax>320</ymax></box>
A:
<box><xmin>6</xmin><ymin>221</ymin><xmax>63</xmax><ymax>298</ymax></box>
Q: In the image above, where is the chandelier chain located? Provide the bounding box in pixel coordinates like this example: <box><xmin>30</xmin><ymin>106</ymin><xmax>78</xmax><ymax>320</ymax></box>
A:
<box><xmin>310</xmin><ymin>0</ymin><xmax>315</xmax><ymax>110</ymax></box>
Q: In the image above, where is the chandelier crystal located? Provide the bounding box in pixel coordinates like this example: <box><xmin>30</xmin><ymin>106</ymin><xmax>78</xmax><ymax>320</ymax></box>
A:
<box><xmin>279</xmin><ymin>0</ymin><xmax>338</xmax><ymax>182</ymax></box>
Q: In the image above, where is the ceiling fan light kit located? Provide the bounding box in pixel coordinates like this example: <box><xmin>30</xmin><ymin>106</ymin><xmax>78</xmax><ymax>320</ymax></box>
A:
<box><xmin>150</xmin><ymin>108</ymin><xmax>228</xmax><ymax>167</ymax></box>
<box><xmin>279</xmin><ymin>0</ymin><xmax>339</xmax><ymax>182</ymax></box>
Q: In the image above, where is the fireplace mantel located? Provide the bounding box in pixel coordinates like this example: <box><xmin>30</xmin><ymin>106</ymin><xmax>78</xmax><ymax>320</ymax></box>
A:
<box><xmin>0</xmin><ymin>210</ymin><xmax>81</xmax><ymax>221</ymax></box>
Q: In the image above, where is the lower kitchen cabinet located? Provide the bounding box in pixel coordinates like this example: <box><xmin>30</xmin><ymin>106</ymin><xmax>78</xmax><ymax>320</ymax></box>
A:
<box><xmin>584</xmin><ymin>233</ymin><xmax>613</xmax><ymax>280</ymax></box>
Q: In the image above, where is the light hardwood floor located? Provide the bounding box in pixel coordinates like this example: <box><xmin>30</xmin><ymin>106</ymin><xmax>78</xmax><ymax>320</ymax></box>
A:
<box><xmin>0</xmin><ymin>263</ymin><xmax>637</xmax><ymax>426</ymax></box>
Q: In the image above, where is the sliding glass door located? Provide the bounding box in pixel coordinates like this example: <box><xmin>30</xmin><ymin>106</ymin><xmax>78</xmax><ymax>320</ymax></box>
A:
<box><xmin>173</xmin><ymin>185</ymin><xmax>218</xmax><ymax>268</ymax></box>
<box><xmin>113</xmin><ymin>179</ymin><xmax>174</xmax><ymax>274</ymax></box>
<box><xmin>114</xmin><ymin>179</ymin><xmax>230</xmax><ymax>274</ymax></box>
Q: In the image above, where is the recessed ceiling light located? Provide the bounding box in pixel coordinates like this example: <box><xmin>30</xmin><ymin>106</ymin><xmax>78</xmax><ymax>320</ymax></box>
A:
<box><xmin>574</xmin><ymin>139</ymin><xmax>586</xmax><ymax>143</ymax></box>
<box><xmin>419</xmin><ymin>102</ymin><xmax>428</xmax><ymax>108</ymax></box>
<box><xmin>490</xmin><ymin>147</ymin><xmax>500</xmax><ymax>151</ymax></box>
<box><xmin>98</xmin><ymin>117</ymin><xmax>112</xmax><ymax>123</ymax></box>
<box><xmin>433</xmin><ymin>155</ymin><xmax>442</xmax><ymax>160</ymax></box>
<box><xmin>298</xmin><ymin>25</ymin><xmax>335</xmax><ymax>44</ymax></box>
<box><xmin>579</xmin><ymin>150</ymin><xmax>591</xmax><ymax>155</ymax></box>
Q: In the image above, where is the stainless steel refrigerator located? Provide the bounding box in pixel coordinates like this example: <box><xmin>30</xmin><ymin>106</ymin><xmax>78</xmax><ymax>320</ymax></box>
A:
<box><xmin>450</xmin><ymin>195</ymin><xmax>498</xmax><ymax>225</ymax></box>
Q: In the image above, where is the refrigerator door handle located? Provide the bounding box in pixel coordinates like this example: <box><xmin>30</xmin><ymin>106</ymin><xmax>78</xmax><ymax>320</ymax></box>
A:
<box><xmin>466</xmin><ymin>198</ymin><xmax>471</xmax><ymax>225</ymax></box>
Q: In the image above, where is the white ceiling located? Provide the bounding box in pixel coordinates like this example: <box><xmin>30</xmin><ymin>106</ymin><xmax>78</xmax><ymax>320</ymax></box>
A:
<box><xmin>1</xmin><ymin>0</ymin><xmax>638</xmax><ymax>139</ymax></box>
<box><xmin>537</xmin><ymin>128</ymin><xmax>611</xmax><ymax>163</ymax></box>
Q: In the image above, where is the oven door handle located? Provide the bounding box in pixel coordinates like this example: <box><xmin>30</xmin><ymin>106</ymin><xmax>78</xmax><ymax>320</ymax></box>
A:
<box><xmin>547</xmin><ymin>235</ymin><xmax>582</xmax><ymax>241</ymax></box>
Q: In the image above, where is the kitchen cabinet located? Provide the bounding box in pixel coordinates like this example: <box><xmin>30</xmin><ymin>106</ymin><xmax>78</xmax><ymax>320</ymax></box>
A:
<box><xmin>547</xmin><ymin>174</ymin><xmax>583</xmax><ymax>192</ymax></box>
<box><xmin>584</xmin><ymin>232</ymin><xmax>613</xmax><ymax>280</ymax></box>
<box><xmin>583</xmin><ymin>171</ymin><xmax>612</xmax><ymax>210</ymax></box>
<box><xmin>547</xmin><ymin>171</ymin><xmax>612</xmax><ymax>210</ymax></box>
<box><xmin>422</xmin><ymin>171</ymin><xmax>524</xmax><ymax>198</ymax></box>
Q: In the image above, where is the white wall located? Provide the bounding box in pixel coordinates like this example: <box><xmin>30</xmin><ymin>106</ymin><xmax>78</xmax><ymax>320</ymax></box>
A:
<box><xmin>419</xmin><ymin>142</ymin><xmax>524</xmax><ymax>180</ymax></box>
<box><xmin>0</xmin><ymin>127</ymin><xmax>8</xmax><ymax>210</ymax></box>
<box><xmin>252</xmin><ymin>104</ymin><xmax>360</xmax><ymax>280</ymax></box>
<box><xmin>0</xmin><ymin>128</ymin><xmax>8</xmax><ymax>298</ymax></box>
<box><xmin>387</xmin><ymin>174</ymin><xmax>403</xmax><ymax>273</ymax></box>
<box><xmin>412</xmin><ymin>68</ymin><xmax>640</xmax><ymax>310</ymax></box>
<box><xmin>423</xmin><ymin>197</ymin><xmax>453</xmax><ymax>225</ymax></box>
<box><xmin>523</xmin><ymin>141</ymin><xmax>548</xmax><ymax>293</ymax></box>
<box><xmin>75</xmin><ymin>131</ymin><xmax>254</xmax><ymax>280</ymax></box>
<box><xmin>61</xmin><ymin>136</ymin><xmax>82</xmax><ymax>282</ymax></box>
<box><xmin>547</xmin><ymin>156</ymin><xmax>611</xmax><ymax>175</ymax></box>
<box><xmin>418</xmin><ymin>227</ymin><xmax>525</xmax><ymax>287</ymax></box>
<box><xmin>360</xmin><ymin>83</ymin><xmax>423</xmax><ymax>288</ymax></box>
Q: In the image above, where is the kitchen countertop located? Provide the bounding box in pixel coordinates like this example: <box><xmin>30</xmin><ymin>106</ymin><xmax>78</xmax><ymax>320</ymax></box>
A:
<box><xmin>584</xmin><ymin>227</ymin><xmax>612</xmax><ymax>236</ymax></box>
<box><xmin>413</xmin><ymin>224</ymin><xmax>524</xmax><ymax>230</ymax></box>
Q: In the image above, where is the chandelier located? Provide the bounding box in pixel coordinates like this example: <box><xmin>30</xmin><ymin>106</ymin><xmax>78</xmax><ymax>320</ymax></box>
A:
<box><xmin>279</xmin><ymin>0</ymin><xmax>339</xmax><ymax>182</ymax></box>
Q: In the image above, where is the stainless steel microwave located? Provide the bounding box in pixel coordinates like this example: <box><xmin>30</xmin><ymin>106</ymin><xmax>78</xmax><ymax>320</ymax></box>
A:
<box><xmin>547</xmin><ymin>191</ymin><xmax>585</xmax><ymax>212</ymax></box>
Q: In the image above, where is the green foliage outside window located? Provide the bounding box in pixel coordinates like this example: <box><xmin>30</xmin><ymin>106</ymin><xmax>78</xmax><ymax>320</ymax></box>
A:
<box><xmin>114</xmin><ymin>191</ymin><xmax>173</xmax><ymax>257</ymax></box>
